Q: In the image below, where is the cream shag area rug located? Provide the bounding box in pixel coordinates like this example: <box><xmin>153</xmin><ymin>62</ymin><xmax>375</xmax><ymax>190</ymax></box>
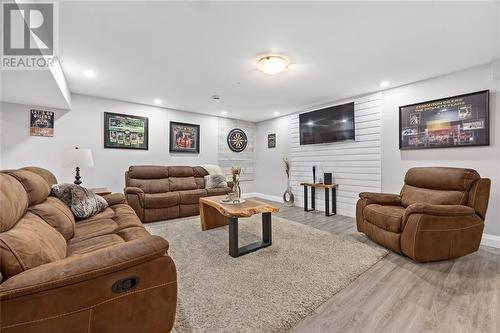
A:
<box><xmin>146</xmin><ymin>215</ymin><xmax>387</xmax><ymax>333</ymax></box>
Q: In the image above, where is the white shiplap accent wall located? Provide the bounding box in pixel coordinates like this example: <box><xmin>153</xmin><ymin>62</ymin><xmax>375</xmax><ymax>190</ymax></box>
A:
<box><xmin>289</xmin><ymin>93</ymin><xmax>382</xmax><ymax>217</ymax></box>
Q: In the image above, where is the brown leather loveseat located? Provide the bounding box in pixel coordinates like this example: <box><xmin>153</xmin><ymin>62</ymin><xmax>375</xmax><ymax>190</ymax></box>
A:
<box><xmin>0</xmin><ymin>167</ymin><xmax>177</xmax><ymax>332</ymax></box>
<box><xmin>125</xmin><ymin>165</ymin><xmax>232</xmax><ymax>223</ymax></box>
<box><xmin>356</xmin><ymin>167</ymin><xmax>491</xmax><ymax>262</ymax></box>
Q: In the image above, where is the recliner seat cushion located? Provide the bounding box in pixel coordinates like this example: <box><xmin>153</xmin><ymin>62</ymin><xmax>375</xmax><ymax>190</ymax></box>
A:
<box><xmin>0</xmin><ymin>212</ymin><xmax>67</xmax><ymax>280</ymax></box>
<box><xmin>144</xmin><ymin>192</ymin><xmax>180</xmax><ymax>209</ymax></box>
<box><xmin>364</xmin><ymin>204</ymin><xmax>405</xmax><ymax>233</ymax></box>
<box><xmin>128</xmin><ymin>178</ymin><xmax>170</xmax><ymax>193</ymax></box>
<box><xmin>179</xmin><ymin>189</ymin><xmax>207</xmax><ymax>204</ymax></box>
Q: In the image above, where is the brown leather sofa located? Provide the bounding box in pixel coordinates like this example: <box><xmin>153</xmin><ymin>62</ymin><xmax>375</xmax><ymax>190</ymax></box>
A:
<box><xmin>0</xmin><ymin>167</ymin><xmax>177</xmax><ymax>333</ymax></box>
<box><xmin>356</xmin><ymin>167</ymin><xmax>491</xmax><ymax>262</ymax></box>
<box><xmin>125</xmin><ymin>165</ymin><xmax>232</xmax><ymax>223</ymax></box>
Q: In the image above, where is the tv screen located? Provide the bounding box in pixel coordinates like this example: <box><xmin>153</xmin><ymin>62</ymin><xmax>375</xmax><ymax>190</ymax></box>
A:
<box><xmin>299</xmin><ymin>102</ymin><xmax>355</xmax><ymax>145</ymax></box>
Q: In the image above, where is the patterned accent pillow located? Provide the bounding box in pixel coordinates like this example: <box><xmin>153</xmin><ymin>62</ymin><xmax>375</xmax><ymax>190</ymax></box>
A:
<box><xmin>51</xmin><ymin>184</ymin><xmax>108</xmax><ymax>220</ymax></box>
<box><xmin>204</xmin><ymin>174</ymin><xmax>228</xmax><ymax>189</ymax></box>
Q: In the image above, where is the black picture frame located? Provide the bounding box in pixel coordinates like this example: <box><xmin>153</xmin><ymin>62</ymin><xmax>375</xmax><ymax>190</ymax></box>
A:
<box><xmin>104</xmin><ymin>112</ymin><xmax>148</xmax><ymax>150</ymax></box>
<box><xmin>169</xmin><ymin>121</ymin><xmax>200</xmax><ymax>153</ymax></box>
<box><xmin>268</xmin><ymin>133</ymin><xmax>276</xmax><ymax>148</ymax></box>
<box><xmin>399</xmin><ymin>90</ymin><xmax>489</xmax><ymax>150</ymax></box>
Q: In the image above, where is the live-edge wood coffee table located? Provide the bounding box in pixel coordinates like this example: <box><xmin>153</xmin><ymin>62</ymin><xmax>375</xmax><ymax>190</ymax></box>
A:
<box><xmin>199</xmin><ymin>196</ymin><xmax>279</xmax><ymax>258</ymax></box>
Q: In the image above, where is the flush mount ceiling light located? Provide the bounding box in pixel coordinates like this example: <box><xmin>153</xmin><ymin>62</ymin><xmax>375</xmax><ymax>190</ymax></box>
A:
<box><xmin>380</xmin><ymin>81</ymin><xmax>390</xmax><ymax>88</ymax></box>
<box><xmin>221</xmin><ymin>110</ymin><xmax>228</xmax><ymax>116</ymax></box>
<box><xmin>257</xmin><ymin>54</ymin><xmax>290</xmax><ymax>75</ymax></box>
<box><xmin>83</xmin><ymin>69</ymin><xmax>96</xmax><ymax>78</ymax></box>
<box><xmin>154</xmin><ymin>98</ymin><xmax>162</xmax><ymax>105</ymax></box>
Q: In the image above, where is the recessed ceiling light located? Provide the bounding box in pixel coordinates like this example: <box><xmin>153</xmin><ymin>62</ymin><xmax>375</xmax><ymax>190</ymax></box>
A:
<box><xmin>273</xmin><ymin>111</ymin><xmax>280</xmax><ymax>116</ymax></box>
<box><xmin>83</xmin><ymin>69</ymin><xmax>96</xmax><ymax>78</ymax></box>
<box><xmin>380</xmin><ymin>81</ymin><xmax>390</xmax><ymax>88</ymax></box>
<box><xmin>154</xmin><ymin>98</ymin><xmax>162</xmax><ymax>105</ymax></box>
<box><xmin>257</xmin><ymin>54</ymin><xmax>290</xmax><ymax>75</ymax></box>
<box><xmin>221</xmin><ymin>110</ymin><xmax>228</xmax><ymax>116</ymax></box>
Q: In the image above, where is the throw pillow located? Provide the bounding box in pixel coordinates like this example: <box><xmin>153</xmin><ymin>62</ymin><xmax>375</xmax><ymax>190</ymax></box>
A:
<box><xmin>51</xmin><ymin>184</ymin><xmax>108</xmax><ymax>220</ymax></box>
<box><xmin>204</xmin><ymin>174</ymin><xmax>228</xmax><ymax>189</ymax></box>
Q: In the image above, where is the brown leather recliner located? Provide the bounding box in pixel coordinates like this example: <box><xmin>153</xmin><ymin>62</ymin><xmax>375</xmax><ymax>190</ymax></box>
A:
<box><xmin>0</xmin><ymin>167</ymin><xmax>177</xmax><ymax>332</ymax></box>
<box><xmin>125</xmin><ymin>165</ymin><xmax>232</xmax><ymax>223</ymax></box>
<box><xmin>356</xmin><ymin>167</ymin><xmax>491</xmax><ymax>262</ymax></box>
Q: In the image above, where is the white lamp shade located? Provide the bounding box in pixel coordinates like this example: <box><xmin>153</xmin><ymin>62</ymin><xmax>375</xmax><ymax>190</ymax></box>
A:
<box><xmin>63</xmin><ymin>148</ymin><xmax>94</xmax><ymax>168</ymax></box>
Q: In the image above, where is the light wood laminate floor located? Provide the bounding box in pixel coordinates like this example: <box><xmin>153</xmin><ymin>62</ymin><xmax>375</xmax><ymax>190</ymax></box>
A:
<box><xmin>253</xmin><ymin>198</ymin><xmax>500</xmax><ymax>333</ymax></box>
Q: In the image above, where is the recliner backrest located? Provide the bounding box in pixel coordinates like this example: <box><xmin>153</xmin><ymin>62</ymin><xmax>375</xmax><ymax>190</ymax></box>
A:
<box><xmin>400</xmin><ymin>167</ymin><xmax>480</xmax><ymax>208</ymax></box>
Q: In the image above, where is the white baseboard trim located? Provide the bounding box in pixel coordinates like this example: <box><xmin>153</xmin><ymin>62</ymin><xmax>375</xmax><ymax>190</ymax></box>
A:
<box><xmin>481</xmin><ymin>233</ymin><xmax>500</xmax><ymax>249</ymax></box>
<box><xmin>242</xmin><ymin>192</ymin><xmax>282</xmax><ymax>203</ymax></box>
<box><xmin>245</xmin><ymin>192</ymin><xmax>500</xmax><ymax>249</ymax></box>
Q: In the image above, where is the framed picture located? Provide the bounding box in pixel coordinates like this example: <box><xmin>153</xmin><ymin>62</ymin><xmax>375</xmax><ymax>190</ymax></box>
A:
<box><xmin>169</xmin><ymin>121</ymin><xmax>200</xmax><ymax>153</ymax></box>
<box><xmin>30</xmin><ymin>109</ymin><xmax>54</xmax><ymax>137</ymax></box>
<box><xmin>399</xmin><ymin>90</ymin><xmax>489</xmax><ymax>150</ymax></box>
<box><xmin>104</xmin><ymin>112</ymin><xmax>148</xmax><ymax>150</ymax></box>
<box><xmin>268</xmin><ymin>133</ymin><xmax>276</xmax><ymax>148</ymax></box>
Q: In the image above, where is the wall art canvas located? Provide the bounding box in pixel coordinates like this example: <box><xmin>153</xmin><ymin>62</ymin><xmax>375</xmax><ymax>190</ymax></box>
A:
<box><xmin>30</xmin><ymin>109</ymin><xmax>54</xmax><ymax>137</ymax></box>
<box><xmin>104</xmin><ymin>112</ymin><xmax>148</xmax><ymax>150</ymax></box>
<box><xmin>399</xmin><ymin>90</ymin><xmax>489</xmax><ymax>150</ymax></box>
<box><xmin>170</xmin><ymin>121</ymin><xmax>200</xmax><ymax>153</ymax></box>
<box><xmin>268</xmin><ymin>133</ymin><xmax>276</xmax><ymax>148</ymax></box>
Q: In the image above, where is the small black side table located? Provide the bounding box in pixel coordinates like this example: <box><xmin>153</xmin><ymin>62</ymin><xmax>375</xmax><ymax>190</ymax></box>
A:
<box><xmin>300</xmin><ymin>183</ymin><xmax>338</xmax><ymax>216</ymax></box>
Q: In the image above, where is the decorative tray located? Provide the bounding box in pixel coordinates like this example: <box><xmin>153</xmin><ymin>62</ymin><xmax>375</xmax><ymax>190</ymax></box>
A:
<box><xmin>220</xmin><ymin>199</ymin><xmax>246</xmax><ymax>205</ymax></box>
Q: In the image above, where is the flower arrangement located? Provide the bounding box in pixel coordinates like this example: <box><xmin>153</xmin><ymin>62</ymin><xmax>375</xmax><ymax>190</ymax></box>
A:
<box><xmin>283</xmin><ymin>158</ymin><xmax>291</xmax><ymax>179</ymax></box>
<box><xmin>231</xmin><ymin>166</ymin><xmax>241</xmax><ymax>183</ymax></box>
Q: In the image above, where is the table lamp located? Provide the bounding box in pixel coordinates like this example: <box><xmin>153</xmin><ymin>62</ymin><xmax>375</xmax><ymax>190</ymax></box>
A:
<box><xmin>63</xmin><ymin>147</ymin><xmax>94</xmax><ymax>185</ymax></box>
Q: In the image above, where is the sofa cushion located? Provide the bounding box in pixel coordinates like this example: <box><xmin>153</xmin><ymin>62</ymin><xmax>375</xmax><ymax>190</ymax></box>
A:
<box><xmin>169</xmin><ymin>177</ymin><xmax>197</xmax><ymax>191</ymax></box>
<box><xmin>364</xmin><ymin>204</ymin><xmax>406</xmax><ymax>233</ymax></box>
<box><xmin>0</xmin><ymin>173</ymin><xmax>29</xmax><ymax>232</ymax></box>
<box><xmin>204</xmin><ymin>174</ymin><xmax>227</xmax><ymax>189</ymax></box>
<box><xmin>400</xmin><ymin>185</ymin><xmax>467</xmax><ymax>208</ymax></box>
<box><xmin>127</xmin><ymin>166</ymin><xmax>169</xmax><ymax>179</ymax></box>
<box><xmin>29</xmin><ymin>197</ymin><xmax>76</xmax><ymax>240</ymax></box>
<box><xmin>4</xmin><ymin>169</ymin><xmax>51</xmax><ymax>205</ymax></box>
<box><xmin>405</xmin><ymin>167</ymin><xmax>480</xmax><ymax>191</ymax></box>
<box><xmin>67</xmin><ymin>234</ymin><xmax>125</xmax><ymax>256</ymax></box>
<box><xmin>51</xmin><ymin>184</ymin><xmax>108</xmax><ymax>219</ymax></box>
<box><xmin>128</xmin><ymin>178</ymin><xmax>170</xmax><ymax>194</ymax></box>
<box><xmin>0</xmin><ymin>212</ymin><xmax>67</xmax><ymax>280</ymax></box>
<box><xmin>144</xmin><ymin>192</ymin><xmax>180</xmax><ymax>209</ymax></box>
<box><xmin>207</xmin><ymin>187</ymin><xmax>232</xmax><ymax>196</ymax></box>
<box><xmin>179</xmin><ymin>189</ymin><xmax>207</xmax><ymax>204</ymax></box>
<box><xmin>168</xmin><ymin>166</ymin><xmax>194</xmax><ymax>177</ymax></box>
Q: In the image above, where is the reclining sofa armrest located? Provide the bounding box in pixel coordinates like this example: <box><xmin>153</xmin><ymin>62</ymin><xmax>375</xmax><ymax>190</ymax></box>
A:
<box><xmin>401</xmin><ymin>204</ymin><xmax>483</xmax><ymax>262</ymax></box>
<box><xmin>125</xmin><ymin>186</ymin><xmax>144</xmax><ymax>195</ymax></box>
<box><xmin>359</xmin><ymin>192</ymin><xmax>401</xmax><ymax>206</ymax></box>
<box><xmin>124</xmin><ymin>186</ymin><xmax>145</xmax><ymax>221</ymax></box>
<box><xmin>404</xmin><ymin>203</ymin><xmax>476</xmax><ymax>218</ymax></box>
<box><xmin>101</xmin><ymin>192</ymin><xmax>127</xmax><ymax>206</ymax></box>
<box><xmin>0</xmin><ymin>235</ymin><xmax>169</xmax><ymax>299</ymax></box>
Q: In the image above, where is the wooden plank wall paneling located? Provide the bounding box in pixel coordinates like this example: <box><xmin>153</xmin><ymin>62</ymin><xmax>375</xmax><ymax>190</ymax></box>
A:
<box><xmin>289</xmin><ymin>93</ymin><xmax>382</xmax><ymax>217</ymax></box>
<box><xmin>218</xmin><ymin>118</ymin><xmax>255</xmax><ymax>182</ymax></box>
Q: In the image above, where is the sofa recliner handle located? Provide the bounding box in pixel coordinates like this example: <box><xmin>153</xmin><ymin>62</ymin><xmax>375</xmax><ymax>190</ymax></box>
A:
<box><xmin>112</xmin><ymin>276</ymin><xmax>139</xmax><ymax>293</ymax></box>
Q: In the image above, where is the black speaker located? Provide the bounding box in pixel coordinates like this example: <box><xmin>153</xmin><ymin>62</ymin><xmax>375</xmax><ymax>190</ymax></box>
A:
<box><xmin>312</xmin><ymin>166</ymin><xmax>316</xmax><ymax>183</ymax></box>
<box><xmin>324</xmin><ymin>173</ymin><xmax>332</xmax><ymax>185</ymax></box>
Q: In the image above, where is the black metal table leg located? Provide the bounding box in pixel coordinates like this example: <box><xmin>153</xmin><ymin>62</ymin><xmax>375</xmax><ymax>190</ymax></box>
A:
<box><xmin>228</xmin><ymin>217</ymin><xmax>239</xmax><ymax>257</ymax></box>
<box><xmin>325</xmin><ymin>187</ymin><xmax>337</xmax><ymax>216</ymax></box>
<box><xmin>304</xmin><ymin>185</ymin><xmax>315</xmax><ymax>212</ymax></box>
<box><xmin>228</xmin><ymin>213</ymin><xmax>273</xmax><ymax>258</ymax></box>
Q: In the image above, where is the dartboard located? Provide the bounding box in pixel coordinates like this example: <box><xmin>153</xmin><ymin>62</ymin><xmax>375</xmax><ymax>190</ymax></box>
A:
<box><xmin>227</xmin><ymin>128</ymin><xmax>248</xmax><ymax>152</ymax></box>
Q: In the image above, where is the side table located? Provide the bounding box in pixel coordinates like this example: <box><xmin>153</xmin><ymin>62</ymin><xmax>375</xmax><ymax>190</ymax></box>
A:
<box><xmin>300</xmin><ymin>183</ymin><xmax>337</xmax><ymax>216</ymax></box>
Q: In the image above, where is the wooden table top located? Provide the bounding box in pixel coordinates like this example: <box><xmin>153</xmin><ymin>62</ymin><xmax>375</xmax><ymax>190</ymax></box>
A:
<box><xmin>200</xmin><ymin>195</ymin><xmax>279</xmax><ymax>218</ymax></box>
<box><xmin>300</xmin><ymin>183</ymin><xmax>338</xmax><ymax>189</ymax></box>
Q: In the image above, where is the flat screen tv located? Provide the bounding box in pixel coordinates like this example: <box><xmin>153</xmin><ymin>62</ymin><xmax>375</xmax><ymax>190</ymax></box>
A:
<box><xmin>299</xmin><ymin>102</ymin><xmax>355</xmax><ymax>145</ymax></box>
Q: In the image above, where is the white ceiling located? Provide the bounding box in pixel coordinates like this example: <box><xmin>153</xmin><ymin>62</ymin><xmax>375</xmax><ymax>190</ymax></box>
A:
<box><xmin>38</xmin><ymin>2</ymin><xmax>500</xmax><ymax>121</ymax></box>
